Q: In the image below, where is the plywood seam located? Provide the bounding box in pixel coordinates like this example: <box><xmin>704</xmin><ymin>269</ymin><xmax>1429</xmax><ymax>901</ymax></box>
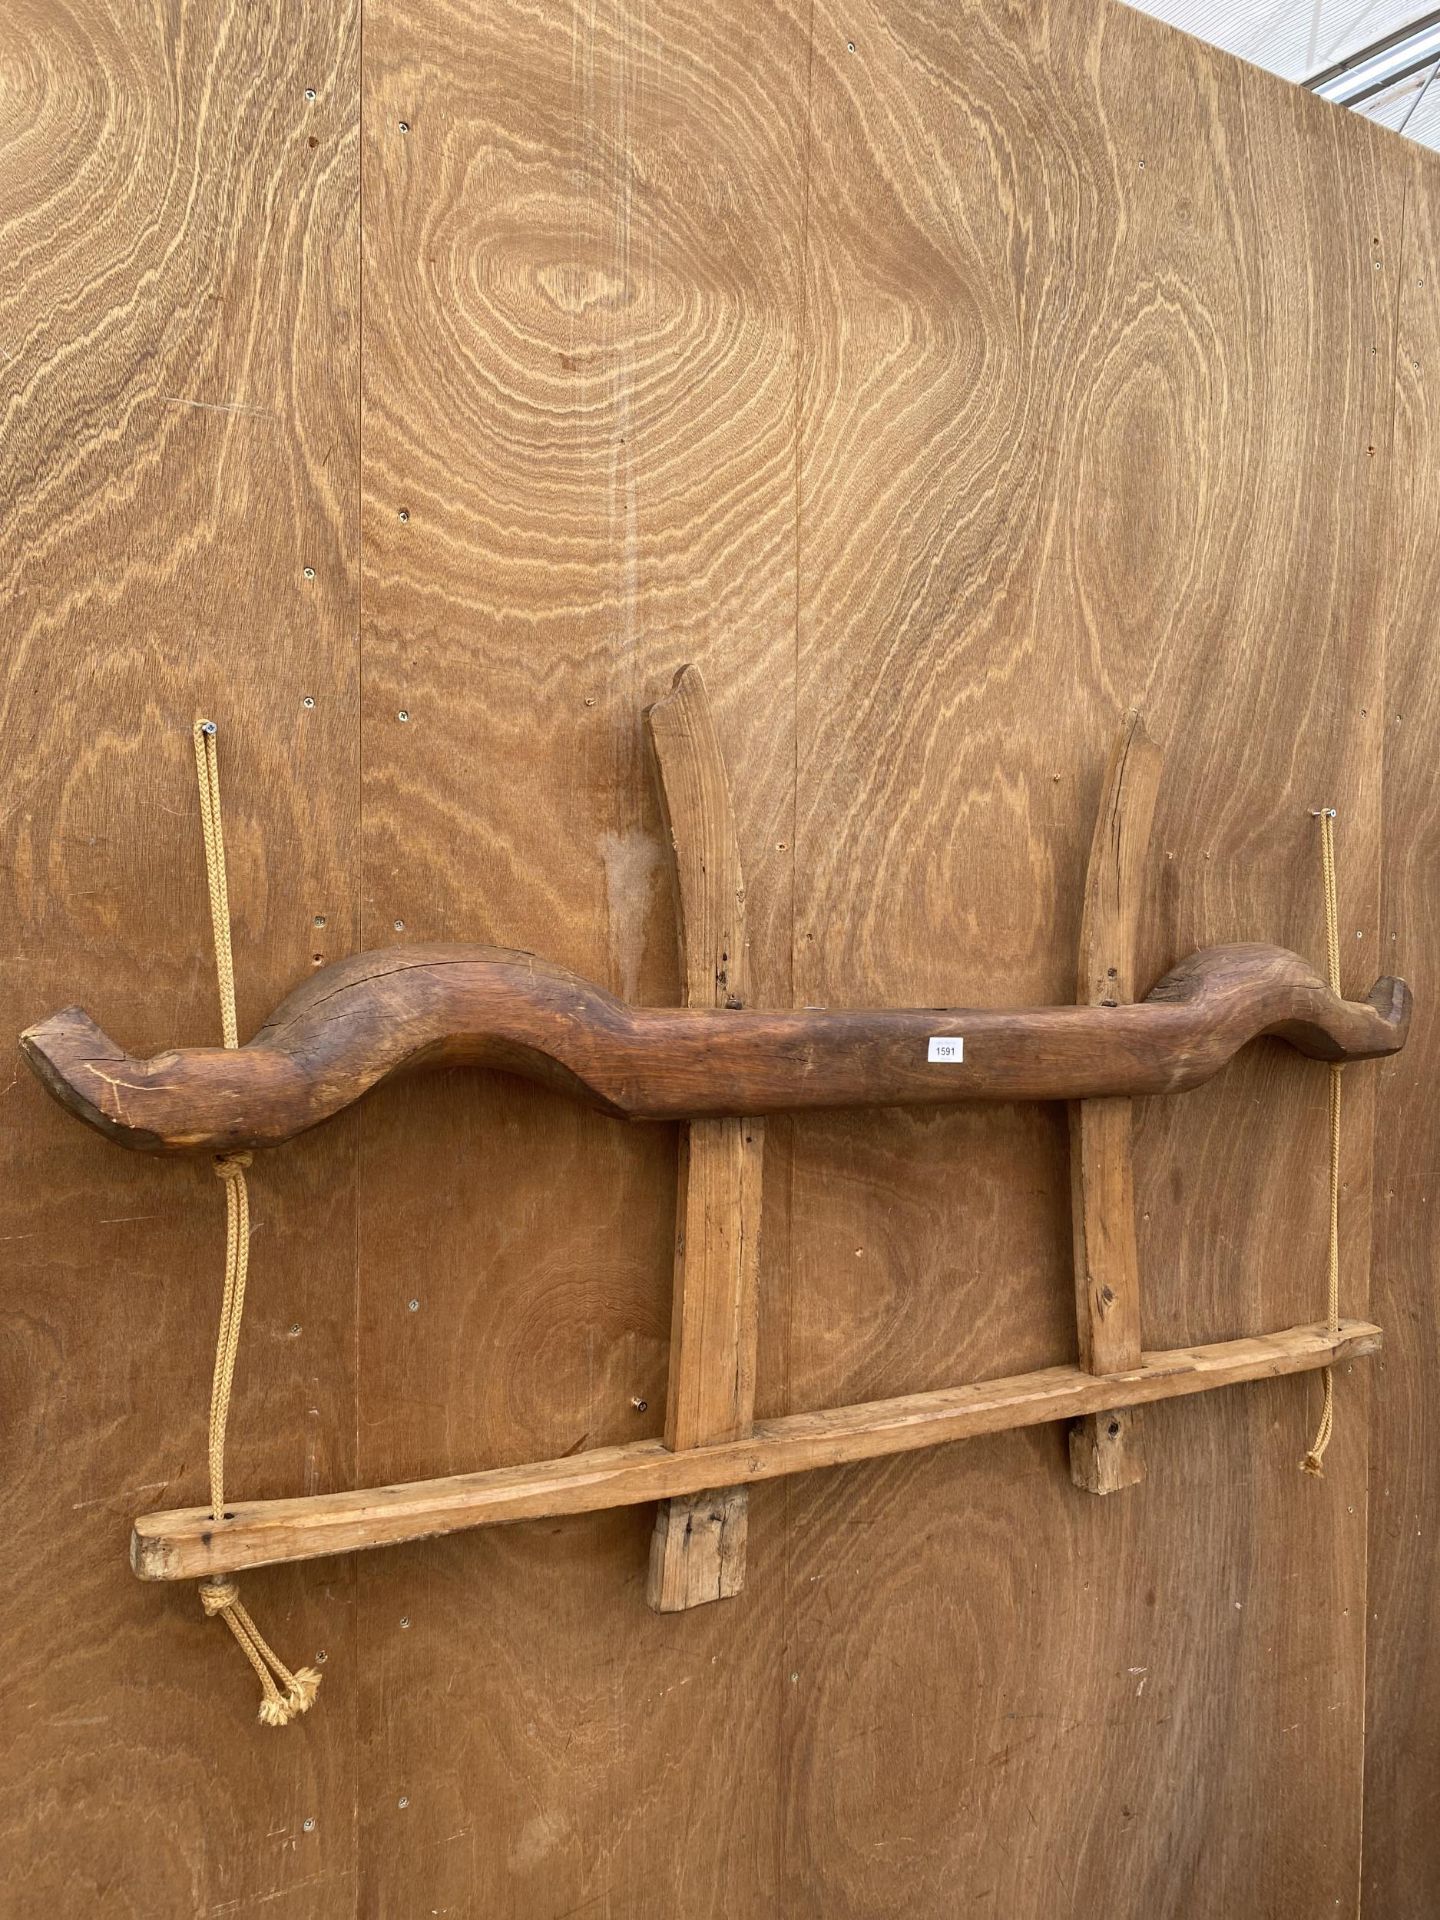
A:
<box><xmin>352</xmin><ymin>0</ymin><xmax>367</xmax><ymax>1907</ymax></box>
<box><xmin>783</xmin><ymin>4</ymin><xmax>817</xmax><ymax>1899</ymax></box>
<box><xmin>1361</xmin><ymin>148</ymin><xmax>1414</xmax><ymax>1920</ymax></box>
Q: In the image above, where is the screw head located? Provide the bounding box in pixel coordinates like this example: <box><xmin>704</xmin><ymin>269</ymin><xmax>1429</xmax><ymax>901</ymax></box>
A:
<box><xmin>303</xmin><ymin>565</ymin><xmax>316</xmax><ymax>580</ymax></box>
<box><xmin>398</xmin><ymin>507</ymin><xmax>410</xmax><ymax>523</ymax></box>
<box><xmin>398</xmin><ymin>1796</ymin><xmax>410</xmax><ymax>1809</ymax></box>
<box><xmin>302</xmin><ymin>1818</ymin><xmax>316</xmax><ymax>1833</ymax></box>
<box><xmin>397</xmin><ymin>709</ymin><xmax>410</xmax><ymax>722</ymax></box>
<box><xmin>304</xmin><ymin>87</ymin><xmax>317</xmax><ymax>101</ymax></box>
<box><xmin>398</xmin><ymin>120</ymin><xmax>410</xmax><ymax>133</ymax></box>
<box><xmin>302</xmin><ymin>694</ymin><xmax>316</xmax><ymax>709</ymax></box>
<box><xmin>315</xmin><ymin>1649</ymin><xmax>328</xmax><ymax>1663</ymax></box>
<box><xmin>408</xmin><ymin>1297</ymin><xmax>420</xmax><ymax>1312</ymax></box>
<box><xmin>400</xmin><ymin>1615</ymin><xmax>411</xmax><ymax>1629</ymax></box>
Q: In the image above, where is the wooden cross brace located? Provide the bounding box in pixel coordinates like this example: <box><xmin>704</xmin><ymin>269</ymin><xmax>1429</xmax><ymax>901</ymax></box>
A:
<box><xmin>19</xmin><ymin>677</ymin><xmax>1410</xmax><ymax>1600</ymax></box>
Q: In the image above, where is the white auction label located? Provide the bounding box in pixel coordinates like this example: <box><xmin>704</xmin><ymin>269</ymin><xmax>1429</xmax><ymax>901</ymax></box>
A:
<box><xmin>927</xmin><ymin>1036</ymin><xmax>964</xmax><ymax>1063</ymax></box>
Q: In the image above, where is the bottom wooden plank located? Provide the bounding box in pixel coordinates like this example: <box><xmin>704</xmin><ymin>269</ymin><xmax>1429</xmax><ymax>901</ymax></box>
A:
<box><xmin>132</xmin><ymin>1320</ymin><xmax>1380</xmax><ymax>1581</ymax></box>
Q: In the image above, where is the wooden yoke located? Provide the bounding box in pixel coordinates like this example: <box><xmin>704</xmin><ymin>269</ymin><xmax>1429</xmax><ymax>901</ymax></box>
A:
<box><xmin>15</xmin><ymin>690</ymin><xmax>1414</xmax><ymax>1598</ymax></box>
<box><xmin>1069</xmin><ymin>711</ymin><xmax>1163</xmax><ymax>1494</ymax></box>
<box><xmin>21</xmin><ymin>951</ymin><xmax>1408</xmax><ymax>1150</ymax></box>
<box><xmin>645</xmin><ymin>666</ymin><xmax>763</xmax><ymax>1612</ymax></box>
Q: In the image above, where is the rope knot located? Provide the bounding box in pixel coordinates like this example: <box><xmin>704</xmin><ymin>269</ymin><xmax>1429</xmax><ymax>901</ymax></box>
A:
<box><xmin>197</xmin><ymin>1573</ymin><xmax>323</xmax><ymax>1729</ymax></box>
<box><xmin>213</xmin><ymin>1151</ymin><xmax>253</xmax><ymax>1180</ymax></box>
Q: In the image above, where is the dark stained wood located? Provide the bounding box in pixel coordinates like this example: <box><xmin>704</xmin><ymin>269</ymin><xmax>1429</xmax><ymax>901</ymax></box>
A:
<box><xmin>644</xmin><ymin>665</ymin><xmax>764</xmax><ymax>1611</ymax></box>
<box><xmin>20</xmin><ymin>941</ymin><xmax>1411</xmax><ymax>1149</ymax></box>
<box><xmin>1069</xmin><ymin>708</ymin><xmax>1163</xmax><ymax>1492</ymax></box>
<box><xmin>133</xmin><ymin>1320</ymin><xmax>1382</xmax><ymax>1580</ymax></box>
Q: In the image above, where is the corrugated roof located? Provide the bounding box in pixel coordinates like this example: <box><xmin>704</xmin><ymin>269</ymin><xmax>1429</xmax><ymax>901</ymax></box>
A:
<box><xmin>1127</xmin><ymin>1</ymin><xmax>1440</xmax><ymax>148</ymax></box>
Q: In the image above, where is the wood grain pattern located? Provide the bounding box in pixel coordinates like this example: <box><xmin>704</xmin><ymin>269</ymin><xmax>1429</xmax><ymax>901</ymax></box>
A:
<box><xmin>133</xmin><ymin>1321</ymin><xmax>1381</xmax><ymax>1579</ymax></box>
<box><xmin>4</xmin><ymin>0</ymin><xmax>1434</xmax><ymax>1914</ymax></box>
<box><xmin>645</xmin><ymin>665</ymin><xmax>763</xmax><ymax>1610</ymax></box>
<box><xmin>355</xmin><ymin>3</ymin><xmax>804</xmax><ymax>1913</ymax></box>
<box><xmin>0</xmin><ymin>1</ymin><xmax>362</xmax><ymax>1913</ymax></box>
<box><xmin>783</xmin><ymin>4</ymin><xmax>1402</xmax><ymax>1915</ymax></box>
<box><xmin>1362</xmin><ymin>141</ymin><xmax>1440</xmax><ymax>1920</ymax></box>
<box><xmin>1069</xmin><ymin>709</ymin><xmax>1163</xmax><ymax>1492</ymax></box>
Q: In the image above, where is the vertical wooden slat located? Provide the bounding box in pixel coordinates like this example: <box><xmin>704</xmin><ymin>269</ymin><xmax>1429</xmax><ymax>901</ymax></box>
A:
<box><xmin>646</xmin><ymin>665</ymin><xmax>765</xmax><ymax>1610</ymax></box>
<box><xmin>1069</xmin><ymin>709</ymin><xmax>1163</xmax><ymax>1493</ymax></box>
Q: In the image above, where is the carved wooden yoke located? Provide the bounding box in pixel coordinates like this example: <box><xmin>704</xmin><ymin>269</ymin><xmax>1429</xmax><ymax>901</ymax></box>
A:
<box><xmin>19</xmin><ymin>671</ymin><xmax>1411</xmax><ymax>1605</ymax></box>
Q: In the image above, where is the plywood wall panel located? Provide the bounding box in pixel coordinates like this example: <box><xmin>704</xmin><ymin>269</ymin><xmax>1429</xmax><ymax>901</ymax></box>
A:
<box><xmin>2</xmin><ymin>0</ymin><xmax>1436</xmax><ymax>1914</ymax></box>
<box><xmin>356</xmin><ymin>2</ymin><xmax>806</xmax><ymax>1912</ymax></box>
<box><xmin>784</xmin><ymin>5</ymin><xmax>1399</xmax><ymax>1914</ymax></box>
<box><xmin>0</xmin><ymin>1</ymin><xmax>362</xmax><ymax>1914</ymax></box>
<box><xmin>1363</xmin><ymin>145</ymin><xmax>1440</xmax><ymax>1920</ymax></box>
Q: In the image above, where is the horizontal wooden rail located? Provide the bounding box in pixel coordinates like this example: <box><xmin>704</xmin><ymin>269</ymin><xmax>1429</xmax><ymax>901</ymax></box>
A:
<box><xmin>131</xmin><ymin>1319</ymin><xmax>1380</xmax><ymax>1579</ymax></box>
<box><xmin>21</xmin><ymin>943</ymin><xmax>1410</xmax><ymax>1153</ymax></box>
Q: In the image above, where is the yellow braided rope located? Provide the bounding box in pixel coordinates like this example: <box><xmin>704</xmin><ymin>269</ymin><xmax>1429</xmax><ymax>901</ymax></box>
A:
<box><xmin>1301</xmin><ymin>805</ymin><xmax>1343</xmax><ymax>1478</ymax></box>
<box><xmin>193</xmin><ymin>722</ymin><xmax>239</xmax><ymax>1053</ymax></box>
<box><xmin>192</xmin><ymin>720</ymin><xmax>321</xmax><ymax>1726</ymax></box>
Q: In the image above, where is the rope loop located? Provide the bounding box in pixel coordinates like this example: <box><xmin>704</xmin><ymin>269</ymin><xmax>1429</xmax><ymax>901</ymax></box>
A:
<box><xmin>1301</xmin><ymin>805</ymin><xmax>1344</xmax><ymax>1478</ymax></box>
<box><xmin>190</xmin><ymin>719</ymin><xmax>320</xmax><ymax>1727</ymax></box>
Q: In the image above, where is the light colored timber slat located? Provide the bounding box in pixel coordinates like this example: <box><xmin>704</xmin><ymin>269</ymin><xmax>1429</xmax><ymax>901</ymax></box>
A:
<box><xmin>1069</xmin><ymin>710</ymin><xmax>1163</xmax><ymax>1495</ymax></box>
<box><xmin>645</xmin><ymin>664</ymin><xmax>764</xmax><ymax>1612</ymax></box>
<box><xmin>132</xmin><ymin>1320</ymin><xmax>1381</xmax><ymax>1581</ymax></box>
